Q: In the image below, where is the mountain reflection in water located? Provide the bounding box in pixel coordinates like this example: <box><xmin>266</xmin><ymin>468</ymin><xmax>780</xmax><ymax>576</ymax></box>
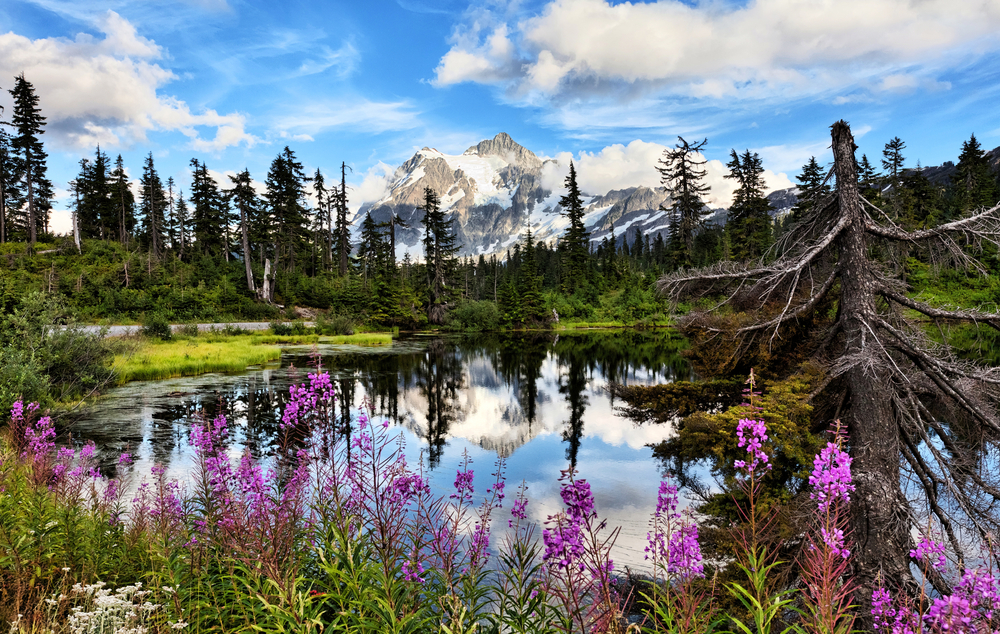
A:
<box><xmin>65</xmin><ymin>330</ymin><xmax>690</xmax><ymax>569</ymax></box>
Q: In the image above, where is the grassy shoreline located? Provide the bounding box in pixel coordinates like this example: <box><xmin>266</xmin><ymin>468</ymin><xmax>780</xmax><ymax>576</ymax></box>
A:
<box><xmin>113</xmin><ymin>332</ymin><xmax>393</xmax><ymax>384</ymax></box>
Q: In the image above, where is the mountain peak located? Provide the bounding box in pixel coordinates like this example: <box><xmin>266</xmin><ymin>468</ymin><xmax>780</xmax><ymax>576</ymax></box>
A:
<box><xmin>465</xmin><ymin>132</ymin><xmax>541</xmax><ymax>169</ymax></box>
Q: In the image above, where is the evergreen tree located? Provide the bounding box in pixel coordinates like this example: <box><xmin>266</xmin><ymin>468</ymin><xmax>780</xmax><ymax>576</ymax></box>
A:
<box><xmin>953</xmin><ymin>133</ymin><xmax>997</xmax><ymax>214</ymax></box>
<box><xmin>335</xmin><ymin>162</ymin><xmax>351</xmax><ymax>276</ymax></box>
<box><xmin>265</xmin><ymin>147</ymin><xmax>310</xmax><ymax>272</ymax></box>
<box><xmin>190</xmin><ymin>159</ymin><xmax>228</xmax><ymax>258</ymax></box>
<box><xmin>656</xmin><ymin>137</ymin><xmax>711</xmax><ymax>269</ymax></box>
<box><xmin>109</xmin><ymin>155</ymin><xmax>135</xmax><ymax>244</ymax></box>
<box><xmin>312</xmin><ymin>169</ymin><xmax>332</xmax><ymax>271</ymax></box>
<box><xmin>725</xmin><ymin>149</ymin><xmax>773</xmax><ymax>262</ymax></box>
<box><xmin>0</xmin><ymin>125</ymin><xmax>18</xmax><ymax>243</ymax></box>
<box><xmin>421</xmin><ymin>187</ymin><xmax>458</xmax><ymax>324</ymax></box>
<box><xmin>139</xmin><ymin>153</ymin><xmax>167</xmax><ymax>257</ymax></box>
<box><xmin>166</xmin><ymin>177</ymin><xmax>178</xmax><ymax>250</ymax></box>
<box><xmin>882</xmin><ymin>136</ymin><xmax>906</xmax><ymax>218</ymax></box>
<box><xmin>559</xmin><ymin>161</ymin><xmax>590</xmax><ymax>293</ymax></box>
<box><xmin>9</xmin><ymin>73</ymin><xmax>52</xmax><ymax>245</ymax></box>
<box><xmin>791</xmin><ymin>156</ymin><xmax>830</xmax><ymax>221</ymax></box>
<box><xmin>174</xmin><ymin>190</ymin><xmax>189</xmax><ymax>260</ymax></box>
<box><xmin>517</xmin><ymin>224</ymin><xmax>545</xmax><ymax>324</ymax></box>
<box><xmin>228</xmin><ymin>169</ymin><xmax>260</xmax><ymax>292</ymax></box>
<box><xmin>358</xmin><ymin>211</ymin><xmax>388</xmax><ymax>286</ymax></box>
<box><xmin>857</xmin><ymin>153</ymin><xmax>879</xmax><ymax>200</ymax></box>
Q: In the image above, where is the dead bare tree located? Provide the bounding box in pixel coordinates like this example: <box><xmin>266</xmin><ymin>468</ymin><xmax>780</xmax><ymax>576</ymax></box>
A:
<box><xmin>658</xmin><ymin>120</ymin><xmax>1000</xmax><ymax>613</ymax></box>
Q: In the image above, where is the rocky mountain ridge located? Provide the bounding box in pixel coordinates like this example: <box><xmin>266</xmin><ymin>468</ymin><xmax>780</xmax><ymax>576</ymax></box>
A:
<box><xmin>355</xmin><ymin>133</ymin><xmax>794</xmax><ymax>259</ymax></box>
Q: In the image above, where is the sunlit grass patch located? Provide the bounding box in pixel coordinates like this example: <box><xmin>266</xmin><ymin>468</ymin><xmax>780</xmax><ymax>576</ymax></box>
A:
<box><xmin>113</xmin><ymin>336</ymin><xmax>283</xmax><ymax>384</ymax></box>
<box><xmin>320</xmin><ymin>332</ymin><xmax>393</xmax><ymax>346</ymax></box>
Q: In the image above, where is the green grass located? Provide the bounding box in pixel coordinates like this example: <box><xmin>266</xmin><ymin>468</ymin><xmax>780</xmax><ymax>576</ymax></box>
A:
<box><xmin>320</xmin><ymin>333</ymin><xmax>393</xmax><ymax>345</ymax></box>
<box><xmin>113</xmin><ymin>336</ymin><xmax>284</xmax><ymax>383</ymax></box>
<box><xmin>113</xmin><ymin>332</ymin><xmax>393</xmax><ymax>384</ymax></box>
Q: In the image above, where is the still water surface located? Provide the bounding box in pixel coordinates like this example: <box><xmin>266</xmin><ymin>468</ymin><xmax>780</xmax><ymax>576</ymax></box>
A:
<box><xmin>67</xmin><ymin>330</ymin><xmax>690</xmax><ymax>570</ymax></box>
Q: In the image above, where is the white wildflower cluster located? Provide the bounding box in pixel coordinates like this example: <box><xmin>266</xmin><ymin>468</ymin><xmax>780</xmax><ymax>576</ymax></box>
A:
<box><xmin>9</xmin><ymin>581</ymin><xmax>164</xmax><ymax>634</ymax></box>
<box><xmin>66</xmin><ymin>581</ymin><xmax>160</xmax><ymax>634</ymax></box>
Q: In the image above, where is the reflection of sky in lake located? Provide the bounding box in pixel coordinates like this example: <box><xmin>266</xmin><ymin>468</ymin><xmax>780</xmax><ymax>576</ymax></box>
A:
<box><xmin>64</xmin><ymin>331</ymin><xmax>690</xmax><ymax>570</ymax></box>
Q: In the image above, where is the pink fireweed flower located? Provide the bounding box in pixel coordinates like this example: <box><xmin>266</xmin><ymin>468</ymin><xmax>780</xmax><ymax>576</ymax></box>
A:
<box><xmin>734</xmin><ymin>418</ymin><xmax>771</xmax><ymax>475</ymax></box>
<box><xmin>924</xmin><ymin>595</ymin><xmax>976</xmax><ymax>634</ymax></box>
<box><xmin>452</xmin><ymin>467</ymin><xmax>475</xmax><ymax>503</ymax></box>
<box><xmin>543</xmin><ymin>472</ymin><xmax>598</xmax><ymax>571</ymax></box>
<box><xmin>509</xmin><ymin>485</ymin><xmax>529</xmax><ymax>528</ymax></box>
<box><xmin>24</xmin><ymin>415</ymin><xmax>56</xmax><ymax>461</ymax></box>
<box><xmin>809</xmin><ymin>440</ymin><xmax>854</xmax><ymax>513</ymax></box>
<box><xmin>871</xmin><ymin>587</ymin><xmax>896</xmax><ymax>631</ymax></box>
<box><xmin>402</xmin><ymin>560</ymin><xmax>426</xmax><ymax>583</ymax></box>
<box><xmin>819</xmin><ymin>527</ymin><xmax>850</xmax><ymax>560</ymax></box>
<box><xmin>910</xmin><ymin>536</ymin><xmax>948</xmax><ymax>572</ymax></box>
<box><xmin>645</xmin><ymin>479</ymin><xmax>704</xmax><ymax>578</ymax></box>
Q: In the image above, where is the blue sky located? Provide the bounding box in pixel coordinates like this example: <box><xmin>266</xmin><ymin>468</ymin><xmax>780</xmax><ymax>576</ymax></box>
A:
<box><xmin>1</xmin><ymin>0</ymin><xmax>999</xmax><ymax>232</ymax></box>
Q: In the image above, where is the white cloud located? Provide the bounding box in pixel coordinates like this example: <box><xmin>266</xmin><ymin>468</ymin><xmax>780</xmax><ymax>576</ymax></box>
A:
<box><xmin>0</xmin><ymin>11</ymin><xmax>257</xmax><ymax>151</ymax></box>
<box><xmin>541</xmin><ymin>140</ymin><xmax>794</xmax><ymax>208</ymax></box>
<box><xmin>435</xmin><ymin>0</ymin><xmax>1000</xmax><ymax>103</ymax></box>
<box><xmin>350</xmin><ymin>162</ymin><xmax>396</xmax><ymax>213</ymax></box>
<box><xmin>295</xmin><ymin>42</ymin><xmax>360</xmax><ymax>78</ymax></box>
<box><xmin>274</xmin><ymin>99</ymin><xmax>421</xmax><ymax>136</ymax></box>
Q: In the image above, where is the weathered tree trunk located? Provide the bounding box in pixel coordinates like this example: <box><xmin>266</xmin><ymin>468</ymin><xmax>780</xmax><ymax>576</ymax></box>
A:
<box><xmin>259</xmin><ymin>258</ymin><xmax>274</xmax><ymax>303</ymax></box>
<box><xmin>832</xmin><ymin>121</ymin><xmax>914</xmax><ymax>617</ymax></box>
<box><xmin>240</xmin><ymin>203</ymin><xmax>255</xmax><ymax>293</ymax></box>
<box><xmin>27</xmin><ymin>155</ymin><xmax>36</xmax><ymax>247</ymax></box>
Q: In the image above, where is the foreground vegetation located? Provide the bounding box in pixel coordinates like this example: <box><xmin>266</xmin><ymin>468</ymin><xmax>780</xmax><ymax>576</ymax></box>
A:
<box><xmin>1</xmin><ymin>372</ymin><xmax>997</xmax><ymax>634</ymax></box>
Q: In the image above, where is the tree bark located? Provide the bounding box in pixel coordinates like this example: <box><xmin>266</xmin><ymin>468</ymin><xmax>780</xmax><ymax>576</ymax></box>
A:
<box><xmin>832</xmin><ymin>121</ymin><xmax>915</xmax><ymax>615</ymax></box>
<box><xmin>240</xmin><ymin>202</ymin><xmax>255</xmax><ymax>293</ymax></box>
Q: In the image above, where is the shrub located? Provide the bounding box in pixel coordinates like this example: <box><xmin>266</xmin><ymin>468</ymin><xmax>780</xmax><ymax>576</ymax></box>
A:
<box><xmin>315</xmin><ymin>313</ymin><xmax>355</xmax><ymax>336</ymax></box>
<box><xmin>446</xmin><ymin>300</ymin><xmax>501</xmax><ymax>332</ymax></box>
<box><xmin>141</xmin><ymin>312</ymin><xmax>172</xmax><ymax>341</ymax></box>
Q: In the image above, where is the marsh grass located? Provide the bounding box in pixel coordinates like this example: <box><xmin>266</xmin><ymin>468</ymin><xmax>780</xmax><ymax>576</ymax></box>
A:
<box><xmin>114</xmin><ymin>332</ymin><xmax>393</xmax><ymax>384</ymax></box>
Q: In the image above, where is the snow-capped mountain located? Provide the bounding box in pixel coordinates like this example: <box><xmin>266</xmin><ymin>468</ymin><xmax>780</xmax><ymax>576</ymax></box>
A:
<box><xmin>357</xmin><ymin>132</ymin><xmax>799</xmax><ymax>259</ymax></box>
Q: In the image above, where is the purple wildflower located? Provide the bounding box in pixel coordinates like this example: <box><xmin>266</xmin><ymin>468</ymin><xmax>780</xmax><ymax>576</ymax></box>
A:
<box><xmin>645</xmin><ymin>478</ymin><xmax>704</xmax><ymax>578</ymax></box>
<box><xmin>925</xmin><ymin>595</ymin><xmax>976</xmax><ymax>634</ymax></box>
<box><xmin>452</xmin><ymin>467</ymin><xmax>475</xmax><ymax>503</ymax></box>
<box><xmin>542</xmin><ymin>472</ymin><xmax>596</xmax><ymax>570</ymax></box>
<box><xmin>910</xmin><ymin>536</ymin><xmax>948</xmax><ymax>572</ymax></box>
<box><xmin>809</xmin><ymin>440</ymin><xmax>855</xmax><ymax>513</ymax></box>
<box><xmin>734</xmin><ymin>418</ymin><xmax>771</xmax><ymax>475</ymax></box>
<box><xmin>402</xmin><ymin>560</ymin><xmax>426</xmax><ymax>583</ymax></box>
<box><xmin>24</xmin><ymin>415</ymin><xmax>56</xmax><ymax>462</ymax></box>
<box><xmin>871</xmin><ymin>587</ymin><xmax>896</xmax><ymax>631</ymax></box>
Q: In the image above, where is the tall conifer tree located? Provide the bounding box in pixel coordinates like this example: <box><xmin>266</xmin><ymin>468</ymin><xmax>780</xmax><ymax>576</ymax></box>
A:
<box><xmin>953</xmin><ymin>133</ymin><xmax>997</xmax><ymax>214</ymax></box>
<box><xmin>229</xmin><ymin>169</ymin><xmax>259</xmax><ymax>292</ymax></box>
<box><xmin>9</xmin><ymin>73</ymin><xmax>51</xmax><ymax>245</ymax></box>
<box><xmin>109</xmin><ymin>154</ymin><xmax>135</xmax><ymax>244</ymax></box>
<box><xmin>791</xmin><ymin>156</ymin><xmax>830</xmax><ymax>221</ymax></box>
<box><xmin>656</xmin><ymin>137</ymin><xmax>710</xmax><ymax>269</ymax></box>
<box><xmin>0</xmin><ymin>124</ymin><xmax>18</xmax><ymax>243</ymax></box>
<box><xmin>559</xmin><ymin>161</ymin><xmax>590</xmax><ymax>293</ymax></box>
<box><xmin>139</xmin><ymin>153</ymin><xmax>167</xmax><ymax>257</ymax></box>
<box><xmin>725</xmin><ymin>149</ymin><xmax>773</xmax><ymax>262</ymax></box>
<box><xmin>335</xmin><ymin>162</ymin><xmax>351</xmax><ymax>276</ymax></box>
<box><xmin>421</xmin><ymin>187</ymin><xmax>457</xmax><ymax>324</ymax></box>
<box><xmin>265</xmin><ymin>147</ymin><xmax>310</xmax><ymax>272</ymax></box>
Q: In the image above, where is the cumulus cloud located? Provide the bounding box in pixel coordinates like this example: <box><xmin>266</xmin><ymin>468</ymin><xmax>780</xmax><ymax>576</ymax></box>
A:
<box><xmin>349</xmin><ymin>162</ymin><xmax>396</xmax><ymax>213</ymax></box>
<box><xmin>540</xmin><ymin>140</ymin><xmax>794</xmax><ymax>208</ymax></box>
<box><xmin>0</xmin><ymin>11</ymin><xmax>256</xmax><ymax>151</ymax></box>
<box><xmin>435</xmin><ymin>0</ymin><xmax>1000</xmax><ymax>103</ymax></box>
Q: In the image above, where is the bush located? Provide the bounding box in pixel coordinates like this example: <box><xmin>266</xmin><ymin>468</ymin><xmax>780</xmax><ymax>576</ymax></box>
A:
<box><xmin>141</xmin><ymin>312</ymin><xmax>172</xmax><ymax>341</ymax></box>
<box><xmin>0</xmin><ymin>293</ymin><xmax>117</xmax><ymax>413</ymax></box>
<box><xmin>315</xmin><ymin>313</ymin><xmax>355</xmax><ymax>336</ymax></box>
<box><xmin>446</xmin><ymin>300</ymin><xmax>500</xmax><ymax>332</ymax></box>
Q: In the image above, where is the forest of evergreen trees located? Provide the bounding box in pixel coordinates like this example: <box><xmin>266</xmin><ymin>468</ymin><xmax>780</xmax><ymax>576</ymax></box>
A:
<box><xmin>1</xmin><ymin>73</ymin><xmax>998</xmax><ymax>328</ymax></box>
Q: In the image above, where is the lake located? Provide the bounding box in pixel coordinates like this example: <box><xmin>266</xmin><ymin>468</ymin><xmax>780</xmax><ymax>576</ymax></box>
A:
<box><xmin>64</xmin><ymin>329</ymin><xmax>692</xmax><ymax>571</ymax></box>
